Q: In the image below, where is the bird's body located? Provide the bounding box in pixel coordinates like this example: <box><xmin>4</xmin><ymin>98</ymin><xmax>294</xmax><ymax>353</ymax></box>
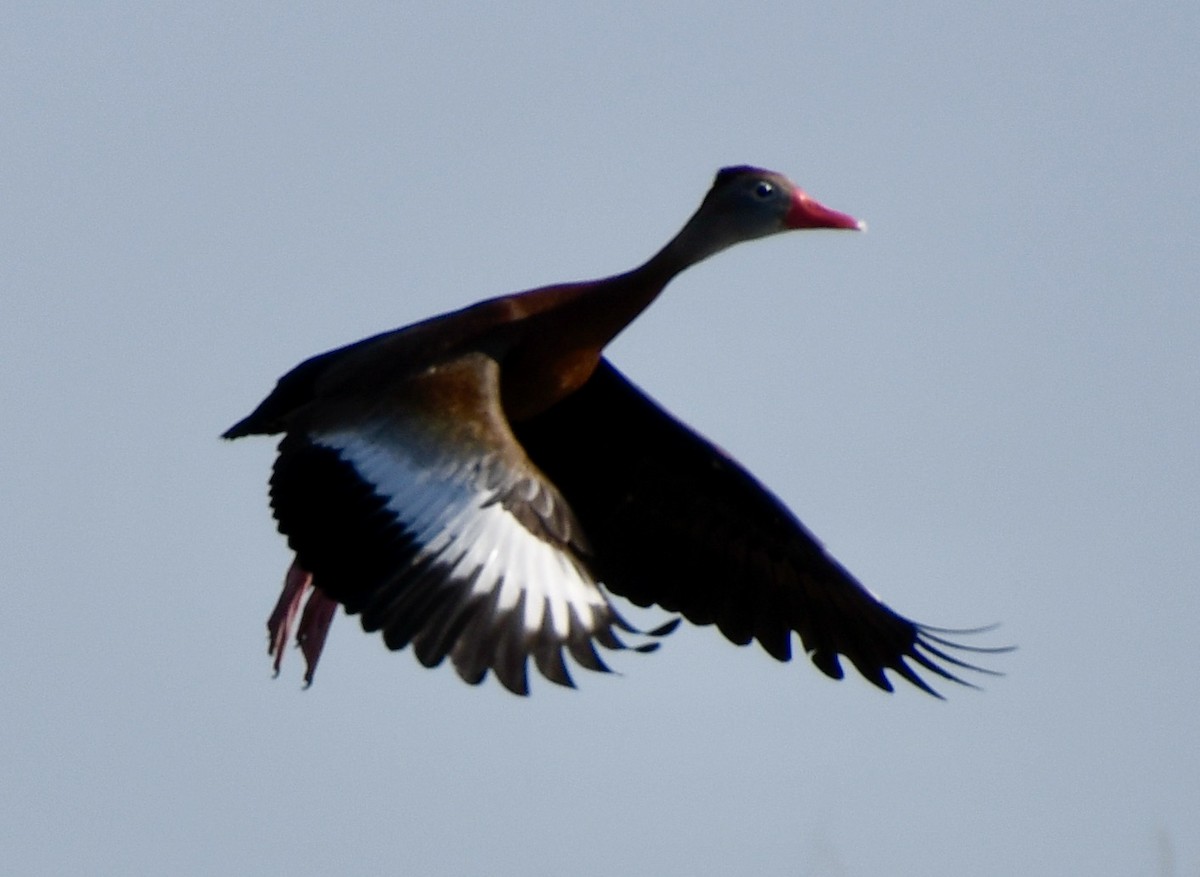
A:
<box><xmin>226</xmin><ymin>166</ymin><xmax>1001</xmax><ymax>696</ymax></box>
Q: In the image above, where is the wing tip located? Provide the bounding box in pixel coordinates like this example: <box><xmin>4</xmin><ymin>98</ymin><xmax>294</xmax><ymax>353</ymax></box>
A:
<box><xmin>807</xmin><ymin>621</ymin><xmax>1013</xmax><ymax>698</ymax></box>
<box><xmin>905</xmin><ymin>621</ymin><xmax>1014</xmax><ymax>697</ymax></box>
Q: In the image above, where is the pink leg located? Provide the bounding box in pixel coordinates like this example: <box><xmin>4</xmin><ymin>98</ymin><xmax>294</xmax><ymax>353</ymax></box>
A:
<box><xmin>297</xmin><ymin>585</ymin><xmax>338</xmax><ymax>687</ymax></box>
<box><xmin>266</xmin><ymin>559</ymin><xmax>338</xmax><ymax>685</ymax></box>
<box><xmin>266</xmin><ymin>561</ymin><xmax>311</xmax><ymax>677</ymax></box>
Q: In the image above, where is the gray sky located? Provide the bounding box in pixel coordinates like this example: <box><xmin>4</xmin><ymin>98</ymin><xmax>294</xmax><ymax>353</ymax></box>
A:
<box><xmin>3</xmin><ymin>4</ymin><xmax>1197</xmax><ymax>876</ymax></box>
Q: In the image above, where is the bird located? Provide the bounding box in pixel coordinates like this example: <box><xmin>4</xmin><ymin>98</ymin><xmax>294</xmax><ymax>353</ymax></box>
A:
<box><xmin>224</xmin><ymin>165</ymin><xmax>1005</xmax><ymax>697</ymax></box>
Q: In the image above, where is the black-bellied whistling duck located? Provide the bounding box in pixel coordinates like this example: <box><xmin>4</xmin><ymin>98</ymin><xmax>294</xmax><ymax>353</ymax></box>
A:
<box><xmin>226</xmin><ymin>165</ymin><xmax>1005</xmax><ymax>697</ymax></box>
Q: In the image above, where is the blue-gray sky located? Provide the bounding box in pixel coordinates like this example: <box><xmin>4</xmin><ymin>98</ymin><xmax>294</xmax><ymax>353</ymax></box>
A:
<box><xmin>3</xmin><ymin>5</ymin><xmax>1197</xmax><ymax>875</ymax></box>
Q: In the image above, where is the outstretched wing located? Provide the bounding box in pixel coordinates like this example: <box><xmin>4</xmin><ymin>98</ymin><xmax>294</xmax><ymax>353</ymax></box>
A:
<box><xmin>265</xmin><ymin>352</ymin><xmax>653</xmax><ymax>694</ymax></box>
<box><xmin>515</xmin><ymin>358</ymin><xmax>1003</xmax><ymax>696</ymax></box>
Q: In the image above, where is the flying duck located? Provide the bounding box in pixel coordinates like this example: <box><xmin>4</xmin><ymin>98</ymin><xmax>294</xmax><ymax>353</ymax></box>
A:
<box><xmin>225</xmin><ymin>165</ymin><xmax>1004</xmax><ymax>696</ymax></box>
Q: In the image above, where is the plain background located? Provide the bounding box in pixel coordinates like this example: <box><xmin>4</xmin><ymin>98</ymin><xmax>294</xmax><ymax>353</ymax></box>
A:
<box><xmin>3</xmin><ymin>5</ymin><xmax>1197</xmax><ymax>875</ymax></box>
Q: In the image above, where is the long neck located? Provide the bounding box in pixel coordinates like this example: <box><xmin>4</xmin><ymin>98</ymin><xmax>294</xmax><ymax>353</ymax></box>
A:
<box><xmin>642</xmin><ymin>205</ymin><xmax>741</xmax><ymax>279</ymax></box>
<box><xmin>498</xmin><ymin>205</ymin><xmax>733</xmax><ymax>419</ymax></box>
<box><xmin>553</xmin><ymin>202</ymin><xmax>736</xmax><ymax>350</ymax></box>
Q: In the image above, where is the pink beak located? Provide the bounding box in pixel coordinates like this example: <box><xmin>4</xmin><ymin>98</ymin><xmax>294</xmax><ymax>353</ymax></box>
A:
<box><xmin>786</xmin><ymin>190</ymin><xmax>865</xmax><ymax>231</ymax></box>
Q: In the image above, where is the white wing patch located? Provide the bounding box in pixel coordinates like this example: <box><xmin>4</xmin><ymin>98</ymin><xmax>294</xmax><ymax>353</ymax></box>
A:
<box><xmin>314</xmin><ymin>428</ymin><xmax>614</xmax><ymax>679</ymax></box>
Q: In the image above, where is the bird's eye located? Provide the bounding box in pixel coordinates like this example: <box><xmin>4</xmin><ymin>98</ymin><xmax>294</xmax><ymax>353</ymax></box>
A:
<box><xmin>753</xmin><ymin>180</ymin><xmax>776</xmax><ymax>199</ymax></box>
